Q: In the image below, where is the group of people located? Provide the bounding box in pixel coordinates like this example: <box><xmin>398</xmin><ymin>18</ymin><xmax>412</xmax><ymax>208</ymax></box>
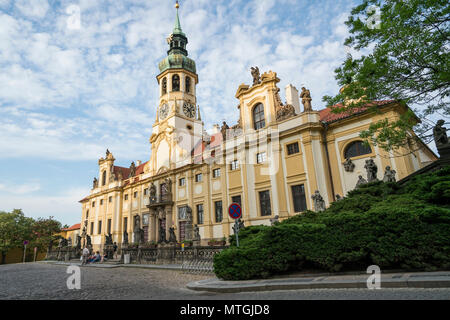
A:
<box><xmin>81</xmin><ymin>243</ymin><xmax>118</xmax><ymax>265</ymax></box>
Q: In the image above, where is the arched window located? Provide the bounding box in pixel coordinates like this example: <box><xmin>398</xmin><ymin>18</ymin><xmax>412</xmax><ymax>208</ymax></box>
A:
<box><xmin>253</xmin><ymin>103</ymin><xmax>265</xmax><ymax>130</ymax></box>
<box><xmin>172</xmin><ymin>74</ymin><xmax>180</xmax><ymax>92</ymax></box>
<box><xmin>102</xmin><ymin>171</ymin><xmax>106</xmax><ymax>186</ymax></box>
<box><xmin>162</xmin><ymin>77</ymin><xmax>167</xmax><ymax>95</ymax></box>
<box><xmin>185</xmin><ymin>76</ymin><xmax>191</xmax><ymax>93</ymax></box>
<box><xmin>344</xmin><ymin>141</ymin><xmax>372</xmax><ymax>159</ymax></box>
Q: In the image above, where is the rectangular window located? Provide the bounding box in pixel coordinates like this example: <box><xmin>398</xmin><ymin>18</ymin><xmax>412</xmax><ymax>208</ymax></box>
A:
<box><xmin>98</xmin><ymin>221</ymin><xmax>102</xmax><ymax>235</ymax></box>
<box><xmin>107</xmin><ymin>219</ymin><xmax>112</xmax><ymax>234</ymax></box>
<box><xmin>179</xmin><ymin>178</ymin><xmax>186</xmax><ymax>186</ymax></box>
<box><xmin>231</xmin><ymin>195</ymin><xmax>242</xmax><ymax>207</ymax></box>
<box><xmin>197</xmin><ymin>204</ymin><xmax>204</xmax><ymax>225</ymax></box>
<box><xmin>124</xmin><ymin>194</ymin><xmax>128</xmax><ymax>201</ymax></box>
<box><xmin>230</xmin><ymin>160</ymin><xmax>240</xmax><ymax>171</ymax></box>
<box><xmin>144</xmin><ymin>188</ymin><xmax>148</xmax><ymax>196</ymax></box>
<box><xmin>123</xmin><ymin>217</ymin><xmax>128</xmax><ymax>232</ymax></box>
<box><xmin>287</xmin><ymin>142</ymin><xmax>300</xmax><ymax>155</ymax></box>
<box><xmin>259</xmin><ymin>190</ymin><xmax>272</xmax><ymax>216</ymax></box>
<box><xmin>213</xmin><ymin>168</ymin><xmax>221</xmax><ymax>178</ymax></box>
<box><xmin>256</xmin><ymin>152</ymin><xmax>267</xmax><ymax>164</ymax></box>
<box><xmin>195</xmin><ymin>173</ymin><xmax>202</xmax><ymax>182</ymax></box>
<box><xmin>134</xmin><ymin>191</ymin><xmax>138</xmax><ymax>198</ymax></box>
<box><xmin>86</xmin><ymin>210</ymin><xmax>89</xmax><ymax>219</ymax></box>
<box><xmin>215</xmin><ymin>201</ymin><xmax>223</xmax><ymax>223</ymax></box>
<box><xmin>108</xmin><ymin>196</ymin><xmax>112</xmax><ymax>203</ymax></box>
<box><xmin>100</xmin><ymin>199</ymin><xmax>104</xmax><ymax>205</ymax></box>
<box><xmin>291</xmin><ymin>185</ymin><xmax>307</xmax><ymax>213</ymax></box>
<box><xmin>90</xmin><ymin>222</ymin><xmax>94</xmax><ymax>235</ymax></box>
<box><xmin>92</xmin><ymin>201</ymin><xmax>95</xmax><ymax>207</ymax></box>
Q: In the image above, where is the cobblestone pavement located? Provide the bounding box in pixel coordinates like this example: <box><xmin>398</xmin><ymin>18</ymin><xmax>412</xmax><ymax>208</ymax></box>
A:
<box><xmin>1</xmin><ymin>263</ymin><xmax>449</xmax><ymax>300</ymax></box>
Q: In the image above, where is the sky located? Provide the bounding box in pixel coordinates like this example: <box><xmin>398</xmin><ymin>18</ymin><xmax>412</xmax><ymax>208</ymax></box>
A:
<box><xmin>0</xmin><ymin>0</ymin><xmax>371</xmax><ymax>225</ymax></box>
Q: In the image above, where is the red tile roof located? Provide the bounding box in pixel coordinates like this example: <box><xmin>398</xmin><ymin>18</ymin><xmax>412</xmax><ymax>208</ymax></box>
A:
<box><xmin>62</xmin><ymin>223</ymin><xmax>81</xmax><ymax>231</ymax></box>
<box><xmin>319</xmin><ymin>100</ymin><xmax>396</xmax><ymax>123</ymax></box>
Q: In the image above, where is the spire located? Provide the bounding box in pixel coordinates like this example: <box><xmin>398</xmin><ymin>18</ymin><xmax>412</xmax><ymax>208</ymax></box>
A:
<box><xmin>173</xmin><ymin>1</ymin><xmax>184</xmax><ymax>36</ymax></box>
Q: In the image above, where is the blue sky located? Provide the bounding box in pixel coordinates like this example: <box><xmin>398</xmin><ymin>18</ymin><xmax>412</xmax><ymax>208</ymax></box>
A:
<box><xmin>0</xmin><ymin>0</ymin><xmax>369</xmax><ymax>225</ymax></box>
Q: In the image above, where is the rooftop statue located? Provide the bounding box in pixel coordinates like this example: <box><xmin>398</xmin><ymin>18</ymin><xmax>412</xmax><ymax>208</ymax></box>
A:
<box><xmin>129</xmin><ymin>162</ymin><xmax>136</xmax><ymax>178</ymax></box>
<box><xmin>434</xmin><ymin>120</ymin><xmax>448</xmax><ymax>148</ymax></box>
<box><xmin>251</xmin><ymin>66</ymin><xmax>261</xmax><ymax>86</ymax></box>
<box><xmin>300</xmin><ymin>87</ymin><xmax>312</xmax><ymax>112</ymax></box>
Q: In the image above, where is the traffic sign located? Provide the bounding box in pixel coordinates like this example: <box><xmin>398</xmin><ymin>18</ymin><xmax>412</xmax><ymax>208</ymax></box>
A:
<box><xmin>228</xmin><ymin>203</ymin><xmax>242</xmax><ymax>220</ymax></box>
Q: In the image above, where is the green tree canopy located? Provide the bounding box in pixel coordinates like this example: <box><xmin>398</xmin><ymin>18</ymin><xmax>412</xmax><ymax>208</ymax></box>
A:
<box><xmin>323</xmin><ymin>0</ymin><xmax>449</xmax><ymax>152</ymax></box>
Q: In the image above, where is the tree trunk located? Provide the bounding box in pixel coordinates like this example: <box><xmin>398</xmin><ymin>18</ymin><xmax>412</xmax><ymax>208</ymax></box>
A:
<box><xmin>1</xmin><ymin>251</ymin><xmax>6</xmax><ymax>265</ymax></box>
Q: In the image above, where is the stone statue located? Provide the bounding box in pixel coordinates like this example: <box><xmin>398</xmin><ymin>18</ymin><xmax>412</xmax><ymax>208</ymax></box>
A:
<box><xmin>76</xmin><ymin>235</ymin><xmax>81</xmax><ymax>250</ymax></box>
<box><xmin>159</xmin><ymin>224</ymin><xmax>166</xmax><ymax>243</ymax></box>
<box><xmin>117</xmin><ymin>171</ymin><xmax>123</xmax><ymax>181</ymax></box>
<box><xmin>164</xmin><ymin>178</ymin><xmax>172</xmax><ymax>198</ymax></box>
<box><xmin>311</xmin><ymin>190</ymin><xmax>326</xmax><ymax>212</ymax></box>
<box><xmin>364</xmin><ymin>159</ymin><xmax>378</xmax><ymax>182</ymax></box>
<box><xmin>356</xmin><ymin>175</ymin><xmax>367</xmax><ymax>188</ymax></box>
<box><xmin>106</xmin><ymin>149</ymin><xmax>110</xmax><ymax>157</ymax></box>
<box><xmin>139</xmin><ymin>228</ymin><xmax>145</xmax><ymax>244</ymax></box>
<box><xmin>149</xmin><ymin>182</ymin><xmax>157</xmax><ymax>203</ymax></box>
<box><xmin>193</xmin><ymin>224</ymin><xmax>201</xmax><ymax>241</ymax></box>
<box><xmin>343</xmin><ymin>158</ymin><xmax>355</xmax><ymax>172</ymax></box>
<box><xmin>93</xmin><ymin>177</ymin><xmax>98</xmax><ymax>189</ymax></box>
<box><xmin>169</xmin><ymin>227</ymin><xmax>177</xmax><ymax>243</ymax></box>
<box><xmin>270</xmin><ymin>215</ymin><xmax>279</xmax><ymax>226</ymax></box>
<box><xmin>129</xmin><ymin>162</ymin><xmax>136</xmax><ymax>178</ymax></box>
<box><xmin>221</xmin><ymin>121</ymin><xmax>229</xmax><ymax>140</ymax></box>
<box><xmin>105</xmin><ymin>233</ymin><xmax>113</xmax><ymax>245</ymax></box>
<box><xmin>123</xmin><ymin>230</ymin><xmax>129</xmax><ymax>245</ymax></box>
<box><xmin>67</xmin><ymin>237</ymin><xmax>72</xmax><ymax>247</ymax></box>
<box><xmin>133</xmin><ymin>215</ymin><xmax>140</xmax><ymax>243</ymax></box>
<box><xmin>300</xmin><ymin>87</ymin><xmax>312</xmax><ymax>112</ymax></box>
<box><xmin>433</xmin><ymin>120</ymin><xmax>448</xmax><ymax>148</ymax></box>
<box><xmin>251</xmin><ymin>66</ymin><xmax>261</xmax><ymax>86</ymax></box>
<box><xmin>86</xmin><ymin>234</ymin><xmax>92</xmax><ymax>247</ymax></box>
<box><xmin>383</xmin><ymin>166</ymin><xmax>397</xmax><ymax>183</ymax></box>
<box><xmin>186</xmin><ymin>206</ymin><xmax>193</xmax><ymax>223</ymax></box>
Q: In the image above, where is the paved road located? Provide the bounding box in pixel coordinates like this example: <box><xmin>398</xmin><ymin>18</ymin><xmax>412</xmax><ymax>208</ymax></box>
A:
<box><xmin>0</xmin><ymin>263</ymin><xmax>449</xmax><ymax>300</ymax></box>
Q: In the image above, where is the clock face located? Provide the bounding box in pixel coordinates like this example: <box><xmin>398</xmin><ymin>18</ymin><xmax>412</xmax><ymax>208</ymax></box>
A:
<box><xmin>183</xmin><ymin>102</ymin><xmax>196</xmax><ymax>118</ymax></box>
<box><xmin>159</xmin><ymin>103</ymin><xmax>169</xmax><ymax>120</ymax></box>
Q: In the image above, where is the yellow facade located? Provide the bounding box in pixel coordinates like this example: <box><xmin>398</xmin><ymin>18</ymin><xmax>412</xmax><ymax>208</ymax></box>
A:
<box><xmin>79</xmin><ymin>8</ymin><xmax>438</xmax><ymax>251</ymax></box>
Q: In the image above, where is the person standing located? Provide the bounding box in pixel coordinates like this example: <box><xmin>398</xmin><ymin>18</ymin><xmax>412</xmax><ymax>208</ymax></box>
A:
<box><xmin>113</xmin><ymin>242</ymin><xmax>118</xmax><ymax>259</ymax></box>
<box><xmin>81</xmin><ymin>246</ymin><xmax>90</xmax><ymax>266</ymax></box>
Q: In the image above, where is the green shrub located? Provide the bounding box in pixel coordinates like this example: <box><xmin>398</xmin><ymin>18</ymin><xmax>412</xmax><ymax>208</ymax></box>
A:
<box><xmin>213</xmin><ymin>166</ymin><xmax>450</xmax><ymax>280</ymax></box>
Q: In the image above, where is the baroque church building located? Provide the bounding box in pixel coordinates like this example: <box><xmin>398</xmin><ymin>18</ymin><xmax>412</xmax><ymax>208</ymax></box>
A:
<box><xmin>79</xmin><ymin>4</ymin><xmax>437</xmax><ymax>250</ymax></box>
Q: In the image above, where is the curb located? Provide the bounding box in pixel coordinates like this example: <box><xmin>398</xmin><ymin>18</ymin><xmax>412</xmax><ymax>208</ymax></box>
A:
<box><xmin>186</xmin><ymin>273</ymin><xmax>450</xmax><ymax>293</ymax></box>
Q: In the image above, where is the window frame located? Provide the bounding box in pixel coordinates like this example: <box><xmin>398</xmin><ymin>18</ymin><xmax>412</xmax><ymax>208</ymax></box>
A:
<box><xmin>253</xmin><ymin>103</ymin><xmax>266</xmax><ymax>130</ymax></box>
<box><xmin>215</xmin><ymin>201</ymin><xmax>223</xmax><ymax>223</ymax></box>
<box><xmin>213</xmin><ymin>168</ymin><xmax>221</xmax><ymax>178</ymax></box>
<box><xmin>259</xmin><ymin>190</ymin><xmax>272</xmax><ymax>217</ymax></box>
<box><xmin>344</xmin><ymin>140</ymin><xmax>372</xmax><ymax>159</ymax></box>
<box><xmin>286</xmin><ymin>142</ymin><xmax>300</xmax><ymax>156</ymax></box>
<box><xmin>256</xmin><ymin>152</ymin><xmax>267</xmax><ymax>164</ymax></box>
<box><xmin>196</xmin><ymin>204</ymin><xmax>204</xmax><ymax>225</ymax></box>
<box><xmin>291</xmin><ymin>184</ymin><xmax>307</xmax><ymax>213</ymax></box>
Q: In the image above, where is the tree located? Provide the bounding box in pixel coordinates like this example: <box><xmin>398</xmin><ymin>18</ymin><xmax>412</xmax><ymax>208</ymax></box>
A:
<box><xmin>323</xmin><ymin>0</ymin><xmax>450</xmax><ymax>152</ymax></box>
<box><xmin>31</xmin><ymin>217</ymin><xmax>62</xmax><ymax>252</ymax></box>
<box><xmin>0</xmin><ymin>209</ymin><xmax>34</xmax><ymax>264</ymax></box>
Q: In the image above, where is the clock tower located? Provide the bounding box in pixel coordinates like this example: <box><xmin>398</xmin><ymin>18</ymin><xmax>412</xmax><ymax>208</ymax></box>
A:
<box><xmin>150</xmin><ymin>1</ymin><xmax>203</xmax><ymax>174</ymax></box>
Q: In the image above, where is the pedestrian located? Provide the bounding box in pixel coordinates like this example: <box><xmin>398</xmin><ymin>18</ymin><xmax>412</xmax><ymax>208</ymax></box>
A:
<box><xmin>81</xmin><ymin>246</ymin><xmax>90</xmax><ymax>266</ymax></box>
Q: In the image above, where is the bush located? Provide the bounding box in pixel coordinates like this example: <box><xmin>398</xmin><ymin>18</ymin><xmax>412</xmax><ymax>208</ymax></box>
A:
<box><xmin>214</xmin><ymin>166</ymin><xmax>450</xmax><ymax>280</ymax></box>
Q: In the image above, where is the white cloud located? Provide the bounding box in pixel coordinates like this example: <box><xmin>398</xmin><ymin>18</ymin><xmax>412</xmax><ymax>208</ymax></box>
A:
<box><xmin>15</xmin><ymin>0</ymin><xmax>49</xmax><ymax>19</ymax></box>
<box><xmin>0</xmin><ymin>182</ymin><xmax>41</xmax><ymax>195</ymax></box>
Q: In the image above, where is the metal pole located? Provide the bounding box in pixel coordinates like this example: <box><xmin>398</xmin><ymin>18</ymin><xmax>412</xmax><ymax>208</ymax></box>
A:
<box><xmin>33</xmin><ymin>247</ymin><xmax>37</xmax><ymax>262</ymax></box>
<box><xmin>235</xmin><ymin>220</ymin><xmax>239</xmax><ymax>247</ymax></box>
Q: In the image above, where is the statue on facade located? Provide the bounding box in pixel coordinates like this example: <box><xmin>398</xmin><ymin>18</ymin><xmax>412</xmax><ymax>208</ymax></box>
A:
<box><xmin>434</xmin><ymin>120</ymin><xmax>448</xmax><ymax>148</ymax></box>
<box><xmin>149</xmin><ymin>182</ymin><xmax>157</xmax><ymax>203</ymax></box>
<box><xmin>251</xmin><ymin>66</ymin><xmax>261</xmax><ymax>86</ymax></box>
<box><xmin>270</xmin><ymin>215</ymin><xmax>279</xmax><ymax>226</ymax></box>
<box><xmin>193</xmin><ymin>225</ymin><xmax>201</xmax><ymax>241</ymax></box>
<box><xmin>383</xmin><ymin>166</ymin><xmax>397</xmax><ymax>183</ymax></box>
<box><xmin>356</xmin><ymin>175</ymin><xmax>367</xmax><ymax>188</ymax></box>
<box><xmin>343</xmin><ymin>158</ymin><xmax>355</xmax><ymax>172</ymax></box>
<box><xmin>221</xmin><ymin>121</ymin><xmax>229</xmax><ymax>140</ymax></box>
<box><xmin>117</xmin><ymin>171</ymin><xmax>123</xmax><ymax>181</ymax></box>
<box><xmin>311</xmin><ymin>190</ymin><xmax>326</xmax><ymax>212</ymax></box>
<box><xmin>123</xmin><ymin>230</ymin><xmax>129</xmax><ymax>245</ymax></box>
<box><xmin>169</xmin><ymin>227</ymin><xmax>177</xmax><ymax>243</ymax></box>
<box><xmin>76</xmin><ymin>235</ymin><xmax>82</xmax><ymax>250</ymax></box>
<box><xmin>164</xmin><ymin>178</ymin><xmax>172</xmax><ymax>199</ymax></box>
<box><xmin>364</xmin><ymin>159</ymin><xmax>378</xmax><ymax>182</ymax></box>
<box><xmin>93</xmin><ymin>177</ymin><xmax>98</xmax><ymax>189</ymax></box>
<box><xmin>129</xmin><ymin>162</ymin><xmax>136</xmax><ymax>178</ymax></box>
<box><xmin>300</xmin><ymin>87</ymin><xmax>313</xmax><ymax>112</ymax></box>
<box><xmin>106</xmin><ymin>149</ymin><xmax>110</xmax><ymax>157</ymax></box>
<box><xmin>133</xmin><ymin>215</ymin><xmax>140</xmax><ymax>243</ymax></box>
<box><xmin>86</xmin><ymin>234</ymin><xmax>92</xmax><ymax>247</ymax></box>
<box><xmin>159</xmin><ymin>224</ymin><xmax>166</xmax><ymax>243</ymax></box>
<box><xmin>186</xmin><ymin>206</ymin><xmax>193</xmax><ymax>223</ymax></box>
<box><xmin>139</xmin><ymin>228</ymin><xmax>145</xmax><ymax>244</ymax></box>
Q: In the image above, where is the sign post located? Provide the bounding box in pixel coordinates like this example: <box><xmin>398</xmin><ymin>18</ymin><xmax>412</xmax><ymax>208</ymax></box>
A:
<box><xmin>23</xmin><ymin>240</ymin><xmax>29</xmax><ymax>263</ymax></box>
<box><xmin>228</xmin><ymin>203</ymin><xmax>242</xmax><ymax>247</ymax></box>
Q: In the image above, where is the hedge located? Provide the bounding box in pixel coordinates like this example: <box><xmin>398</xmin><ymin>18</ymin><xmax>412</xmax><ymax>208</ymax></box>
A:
<box><xmin>214</xmin><ymin>166</ymin><xmax>450</xmax><ymax>280</ymax></box>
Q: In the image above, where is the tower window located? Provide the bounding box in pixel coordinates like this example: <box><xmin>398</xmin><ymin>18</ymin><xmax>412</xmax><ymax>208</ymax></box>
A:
<box><xmin>102</xmin><ymin>170</ymin><xmax>106</xmax><ymax>186</ymax></box>
<box><xmin>162</xmin><ymin>77</ymin><xmax>167</xmax><ymax>95</ymax></box>
<box><xmin>185</xmin><ymin>77</ymin><xmax>191</xmax><ymax>93</ymax></box>
<box><xmin>172</xmin><ymin>75</ymin><xmax>180</xmax><ymax>92</ymax></box>
<box><xmin>253</xmin><ymin>103</ymin><xmax>265</xmax><ymax>130</ymax></box>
